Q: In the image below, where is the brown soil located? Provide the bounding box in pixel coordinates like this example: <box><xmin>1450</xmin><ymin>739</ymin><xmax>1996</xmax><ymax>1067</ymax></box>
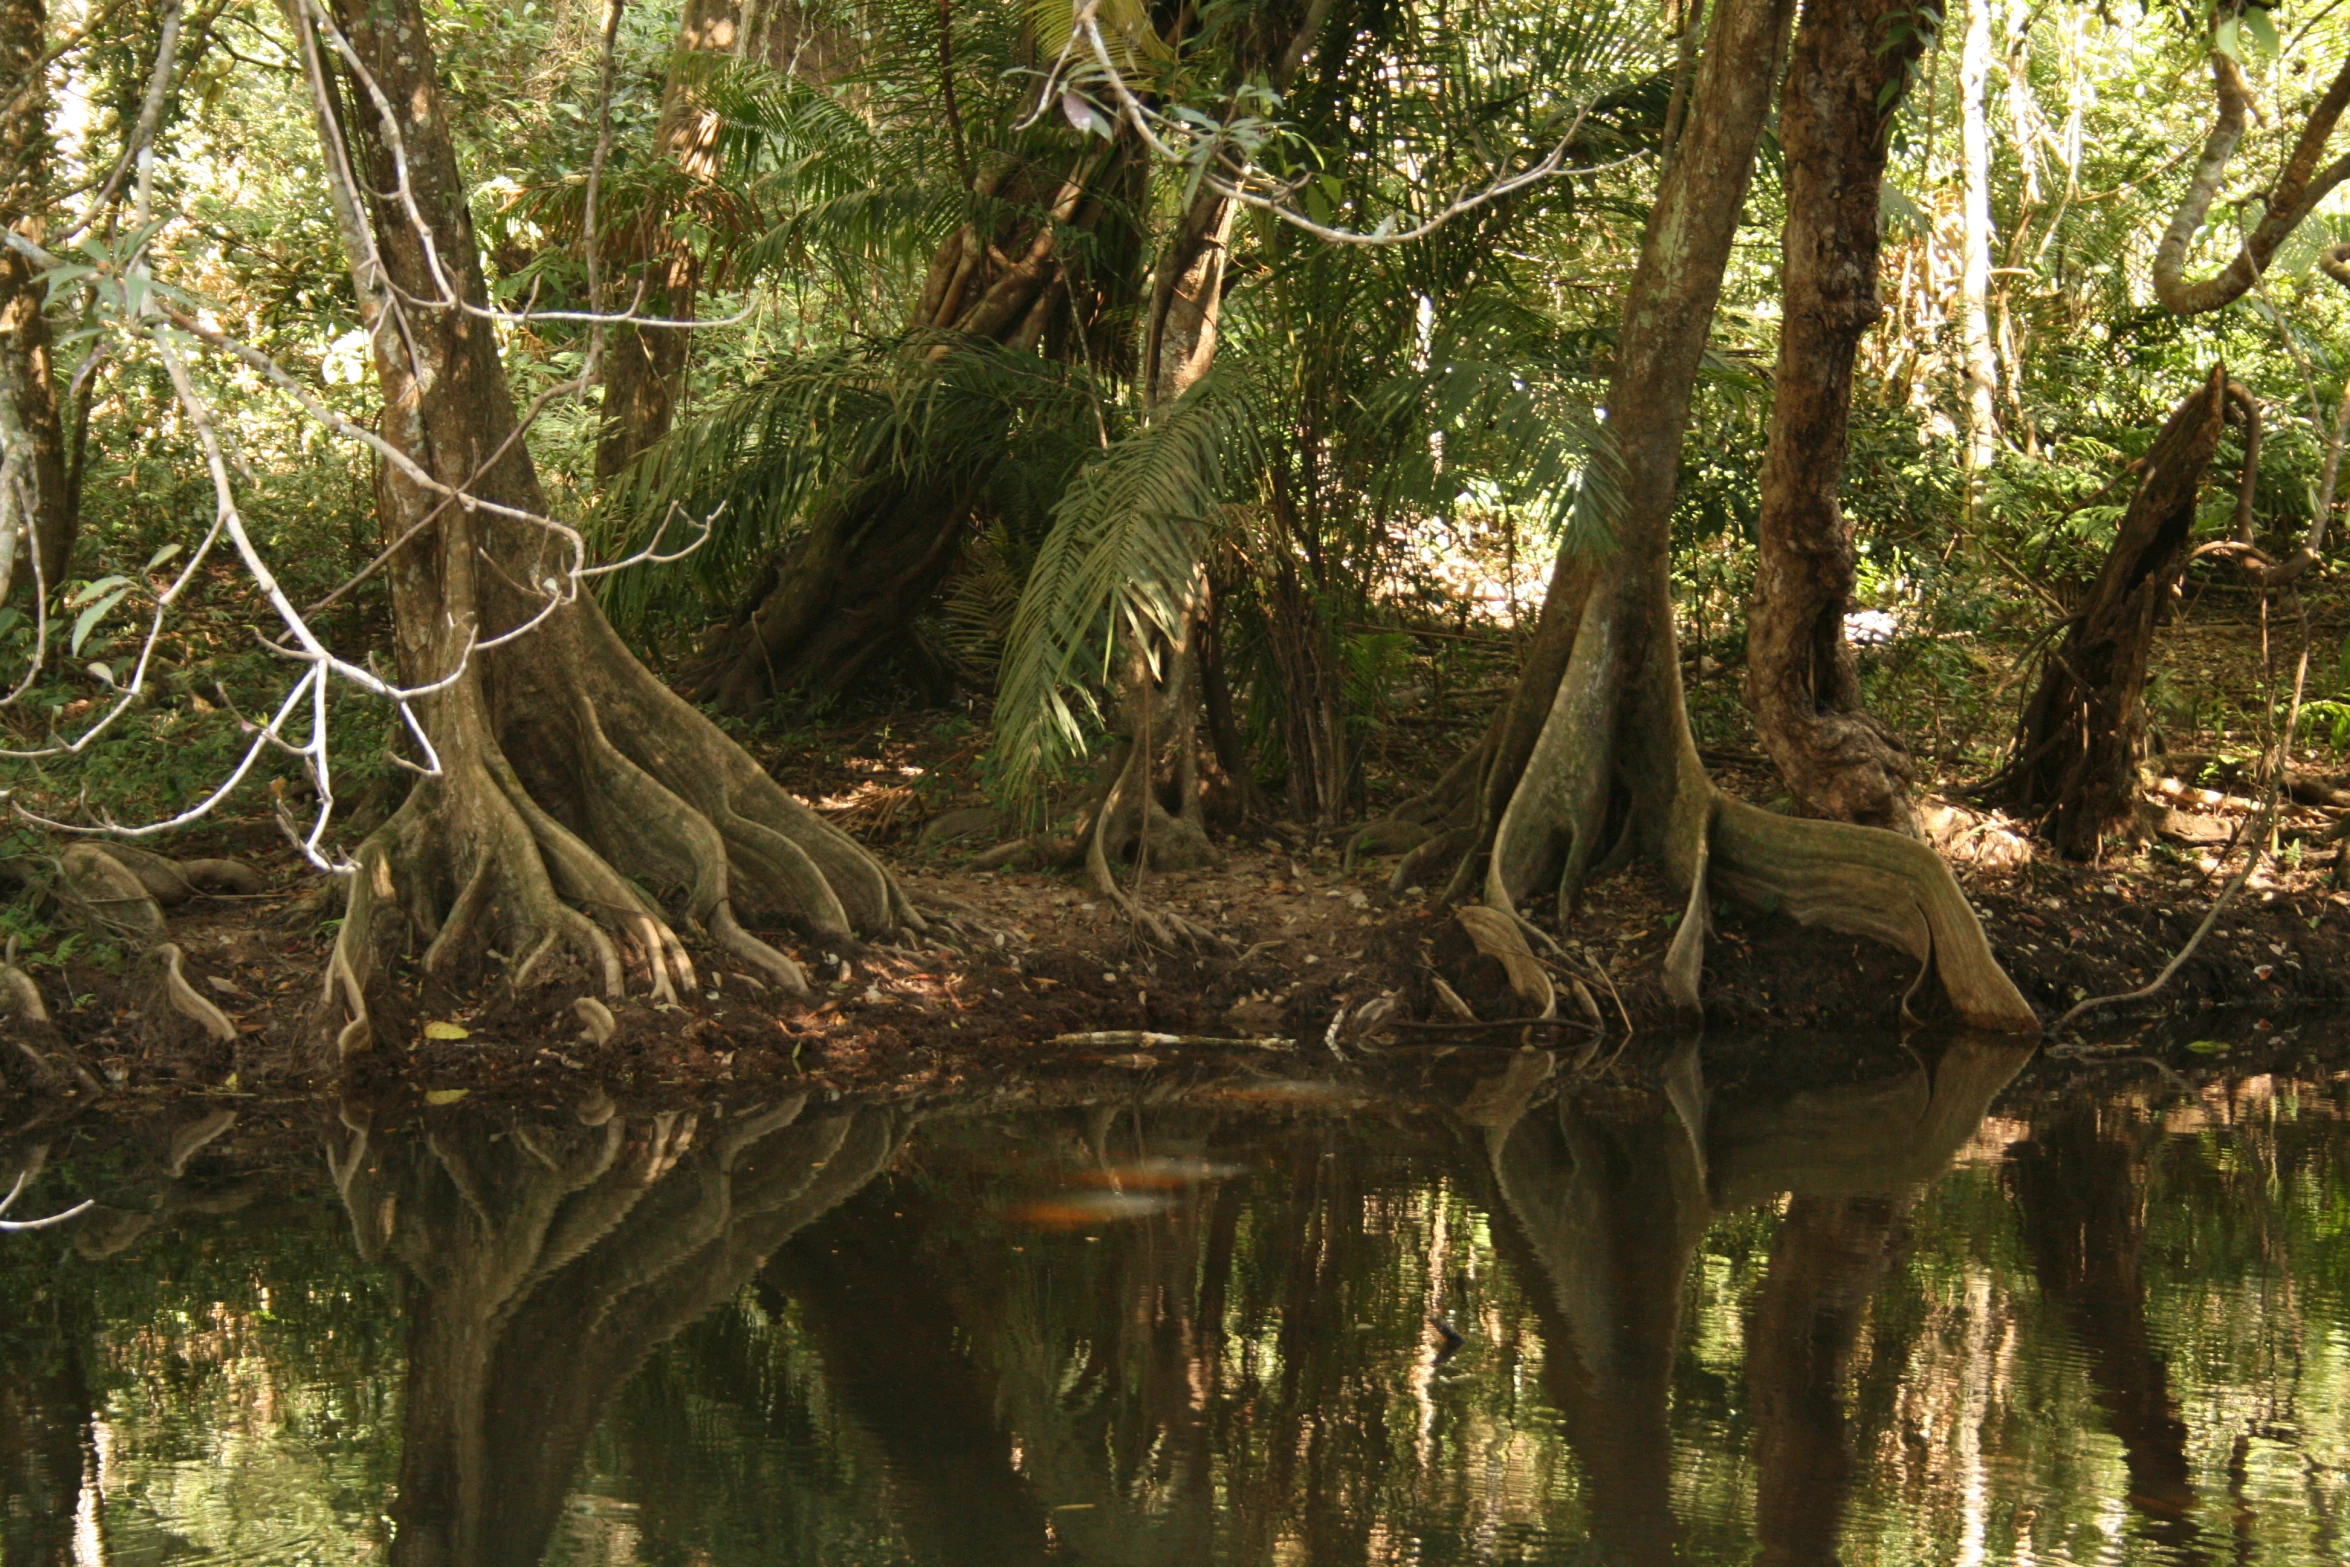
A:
<box><xmin>8</xmin><ymin>681</ymin><xmax>2350</xmax><ymax>1105</ymax></box>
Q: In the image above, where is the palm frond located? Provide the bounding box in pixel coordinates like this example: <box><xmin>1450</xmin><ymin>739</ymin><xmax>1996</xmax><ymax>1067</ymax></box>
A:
<box><xmin>989</xmin><ymin>371</ymin><xmax>1246</xmax><ymax>808</ymax></box>
<box><xmin>597</xmin><ymin>333</ymin><xmax>1104</xmax><ymax>634</ymax></box>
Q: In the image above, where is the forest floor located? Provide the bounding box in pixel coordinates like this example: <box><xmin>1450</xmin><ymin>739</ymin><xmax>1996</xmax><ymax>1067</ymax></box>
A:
<box><xmin>8</xmin><ymin>609</ymin><xmax>2350</xmax><ymax>1101</ymax></box>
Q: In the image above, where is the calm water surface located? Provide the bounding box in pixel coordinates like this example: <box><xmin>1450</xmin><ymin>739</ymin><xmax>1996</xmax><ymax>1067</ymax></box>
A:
<box><xmin>4</xmin><ymin>1037</ymin><xmax>2348</xmax><ymax>1565</ymax></box>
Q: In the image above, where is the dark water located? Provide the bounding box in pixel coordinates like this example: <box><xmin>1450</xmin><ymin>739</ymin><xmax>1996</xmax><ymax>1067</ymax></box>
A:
<box><xmin>4</xmin><ymin>1038</ymin><xmax>2349</xmax><ymax>1565</ymax></box>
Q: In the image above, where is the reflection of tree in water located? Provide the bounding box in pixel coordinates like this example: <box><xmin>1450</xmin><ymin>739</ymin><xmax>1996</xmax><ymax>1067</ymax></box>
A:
<box><xmin>765</xmin><ymin>1106</ymin><xmax>1273</xmax><ymax>1566</ymax></box>
<box><xmin>1473</xmin><ymin>1036</ymin><xmax>2031</xmax><ymax>1567</ymax></box>
<box><xmin>2007</xmin><ymin>1101</ymin><xmax>2209</xmax><ymax>1563</ymax></box>
<box><xmin>0</xmin><ymin>1321</ymin><xmax>93</xmax><ymax>1567</ymax></box>
<box><xmin>327</xmin><ymin>1096</ymin><xmax>904</xmax><ymax>1567</ymax></box>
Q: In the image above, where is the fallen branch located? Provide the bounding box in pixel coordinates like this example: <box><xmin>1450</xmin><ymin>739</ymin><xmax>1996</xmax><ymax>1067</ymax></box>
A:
<box><xmin>2047</xmin><ymin>796</ymin><xmax>2275</xmax><ymax>1037</ymax></box>
<box><xmin>1046</xmin><ymin>1030</ymin><xmax>1291</xmax><ymax>1049</ymax></box>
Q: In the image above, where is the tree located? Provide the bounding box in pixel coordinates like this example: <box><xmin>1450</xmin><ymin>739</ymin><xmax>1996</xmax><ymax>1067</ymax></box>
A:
<box><xmin>1992</xmin><ymin>38</ymin><xmax>2350</xmax><ymax>854</ymax></box>
<box><xmin>659</xmin><ymin>5</ymin><xmax>1153</xmax><ymax>713</ymax></box>
<box><xmin>0</xmin><ymin>0</ymin><xmax>74</xmax><ymax>604</ymax></box>
<box><xmin>1376</xmin><ymin>0</ymin><xmax>2035</xmax><ymax>1029</ymax></box>
<box><xmin>1957</xmin><ymin>0</ymin><xmax>1998</xmax><ymax>493</ymax></box>
<box><xmin>1747</xmin><ymin>0</ymin><xmax>1936</xmax><ymax>830</ymax></box>
<box><xmin>291</xmin><ymin>0</ymin><xmax>922</xmax><ymax>1052</ymax></box>
<box><xmin>1992</xmin><ymin>368</ymin><xmax>2234</xmax><ymax>855</ymax></box>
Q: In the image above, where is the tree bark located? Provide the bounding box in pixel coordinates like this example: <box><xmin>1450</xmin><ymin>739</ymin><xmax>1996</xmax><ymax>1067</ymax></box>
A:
<box><xmin>1958</xmin><ymin>0</ymin><xmax>1998</xmax><ymax>490</ymax></box>
<box><xmin>1748</xmin><ymin>0</ymin><xmax>1934</xmax><ymax>833</ymax></box>
<box><xmin>0</xmin><ymin>0</ymin><xmax>71</xmax><ymax>599</ymax></box>
<box><xmin>594</xmin><ymin>1</ymin><xmax>856</xmax><ymax>484</ymax></box>
<box><xmin>2154</xmin><ymin>51</ymin><xmax>2350</xmax><ymax>318</ymax></box>
<box><xmin>1995</xmin><ymin>367</ymin><xmax>2229</xmax><ymax>857</ymax></box>
<box><xmin>300</xmin><ymin>0</ymin><xmax>920</xmax><ymax>1052</ymax></box>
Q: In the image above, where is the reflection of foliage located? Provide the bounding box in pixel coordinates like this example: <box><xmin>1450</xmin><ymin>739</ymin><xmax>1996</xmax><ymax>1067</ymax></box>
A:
<box><xmin>14</xmin><ymin>1070</ymin><xmax>2350</xmax><ymax>1564</ymax></box>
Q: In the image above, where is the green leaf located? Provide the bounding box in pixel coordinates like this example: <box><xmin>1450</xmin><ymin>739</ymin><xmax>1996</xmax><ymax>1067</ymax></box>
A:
<box><xmin>144</xmin><ymin>542</ymin><xmax>182</xmax><ymax>573</ymax></box>
<box><xmin>70</xmin><ymin>588</ymin><xmax>127</xmax><ymax>656</ymax></box>
<box><xmin>2185</xmin><ymin>1038</ymin><xmax>2231</xmax><ymax>1054</ymax></box>
<box><xmin>2214</xmin><ymin>16</ymin><xmax>2242</xmax><ymax>60</ymax></box>
<box><xmin>64</xmin><ymin>575</ymin><xmax>128</xmax><ymax>610</ymax></box>
<box><xmin>2242</xmin><ymin>5</ymin><xmax>2279</xmax><ymax>53</ymax></box>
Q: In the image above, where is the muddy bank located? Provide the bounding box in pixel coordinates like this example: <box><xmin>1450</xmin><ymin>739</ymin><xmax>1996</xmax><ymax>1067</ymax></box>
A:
<box><xmin>3</xmin><ymin>809</ymin><xmax>2347</xmax><ymax>1103</ymax></box>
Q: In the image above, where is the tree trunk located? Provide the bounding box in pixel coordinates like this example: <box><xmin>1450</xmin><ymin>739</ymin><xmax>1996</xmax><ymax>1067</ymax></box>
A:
<box><xmin>1362</xmin><ymin>0</ymin><xmax>2034</xmax><ymax>1030</ymax></box>
<box><xmin>1995</xmin><ymin>368</ymin><xmax>2229</xmax><ymax>857</ymax></box>
<box><xmin>0</xmin><ymin>0</ymin><xmax>72</xmax><ymax>600</ymax></box>
<box><xmin>1958</xmin><ymin>0</ymin><xmax>1998</xmax><ymax>492</ymax></box>
<box><xmin>298</xmin><ymin>0</ymin><xmax>921</xmax><ymax>1052</ymax></box>
<box><xmin>683</xmin><ymin>145</ymin><xmax>1143</xmax><ymax>712</ymax></box>
<box><xmin>594</xmin><ymin>0</ymin><xmax>855</xmax><ymax>484</ymax></box>
<box><xmin>591</xmin><ymin>0</ymin><xmax>733</xmax><ymax>485</ymax></box>
<box><xmin>1748</xmin><ymin>0</ymin><xmax>1932</xmax><ymax>832</ymax></box>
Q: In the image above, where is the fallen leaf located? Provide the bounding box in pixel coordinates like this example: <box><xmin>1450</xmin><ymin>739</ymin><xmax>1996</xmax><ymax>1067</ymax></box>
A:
<box><xmin>424</xmin><ymin>1088</ymin><xmax>469</xmax><ymax>1105</ymax></box>
<box><xmin>423</xmin><ymin>1021</ymin><xmax>470</xmax><ymax>1040</ymax></box>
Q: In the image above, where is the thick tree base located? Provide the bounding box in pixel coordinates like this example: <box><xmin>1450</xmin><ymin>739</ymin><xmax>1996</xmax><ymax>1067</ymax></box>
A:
<box><xmin>326</xmin><ymin>611</ymin><xmax>924</xmax><ymax>1058</ymax></box>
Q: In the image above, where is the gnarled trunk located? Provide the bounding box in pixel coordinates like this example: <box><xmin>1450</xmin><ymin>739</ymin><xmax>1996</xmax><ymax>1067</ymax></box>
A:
<box><xmin>299</xmin><ymin>0</ymin><xmax>918</xmax><ymax>1054</ymax></box>
<box><xmin>0</xmin><ymin>0</ymin><xmax>72</xmax><ymax>602</ymax></box>
<box><xmin>1748</xmin><ymin>0</ymin><xmax>1930</xmax><ymax>831</ymax></box>
<box><xmin>1995</xmin><ymin>367</ymin><xmax>2229</xmax><ymax>857</ymax></box>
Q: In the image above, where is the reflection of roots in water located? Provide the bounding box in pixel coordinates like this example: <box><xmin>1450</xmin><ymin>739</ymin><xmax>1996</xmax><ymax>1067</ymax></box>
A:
<box><xmin>328</xmin><ymin>1096</ymin><xmax>904</xmax><ymax>1567</ymax></box>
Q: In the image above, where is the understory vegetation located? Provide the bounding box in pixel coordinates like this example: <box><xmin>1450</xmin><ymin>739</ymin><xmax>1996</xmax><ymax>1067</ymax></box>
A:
<box><xmin>4</xmin><ymin>0</ymin><xmax>2350</xmax><ymax>1036</ymax></box>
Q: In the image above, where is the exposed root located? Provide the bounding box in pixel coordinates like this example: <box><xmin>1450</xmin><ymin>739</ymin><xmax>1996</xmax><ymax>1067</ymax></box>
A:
<box><xmin>710</xmin><ymin>902</ymin><xmax>809</xmax><ymax>997</ymax></box>
<box><xmin>1083</xmin><ymin>749</ymin><xmax>1228</xmax><ymax>952</ymax></box>
<box><xmin>1455</xmin><ymin>906</ymin><xmax>1557</xmax><ymax>1018</ymax></box>
<box><xmin>572</xmin><ymin>996</ymin><xmax>616</xmax><ymax>1045</ymax></box>
<box><xmin>325</xmin><ymin>614</ymin><xmax>918</xmax><ymax>1055</ymax></box>
<box><xmin>1460</xmin><ymin>592</ymin><xmax>2035</xmax><ymax>1029</ymax></box>
<box><xmin>152</xmin><ymin>942</ymin><xmax>238</xmax><ymax>1044</ymax></box>
<box><xmin>1706</xmin><ymin>796</ymin><xmax>2036</xmax><ymax>1029</ymax></box>
<box><xmin>57</xmin><ymin>843</ymin><xmax>164</xmax><ymax>943</ymax></box>
<box><xmin>0</xmin><ymin>945</ymin><xmax>46</xmax><ymax>1024</ymax></box>
<box><xmin>91</xmin><ymin>844</ymin><xmax>262</xmax><ymax>904</ymax></box>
